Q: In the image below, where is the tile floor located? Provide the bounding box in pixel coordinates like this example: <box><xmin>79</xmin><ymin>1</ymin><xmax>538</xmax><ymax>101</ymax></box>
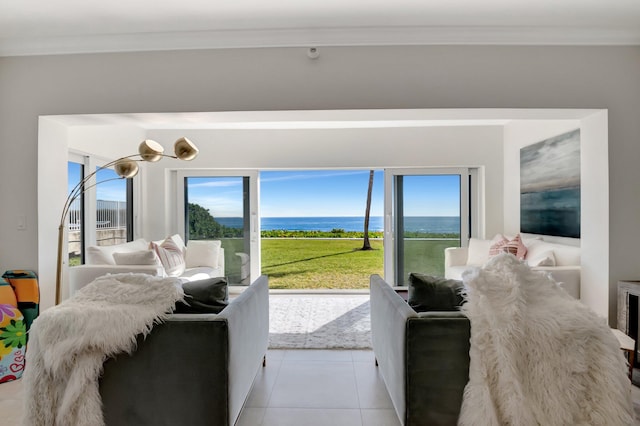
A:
<box><xmin>2</xmin><ymin>349</ymin><xmax>640</xmax><ymax>425</ymax></box>
<box><xmin>0</xmin><ymin>349</ymin><xmax>400</xmax><ymax>426</ymax></box>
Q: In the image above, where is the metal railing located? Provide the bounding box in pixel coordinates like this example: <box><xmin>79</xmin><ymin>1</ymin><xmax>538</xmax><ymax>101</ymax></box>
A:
<box><xmin>68</xmin><ymin>199</ymin><xmax>127</xmax><ymax>230</ymax></box>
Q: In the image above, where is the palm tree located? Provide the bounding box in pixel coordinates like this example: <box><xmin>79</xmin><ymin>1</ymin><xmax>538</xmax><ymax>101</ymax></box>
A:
<box><xmin>362</xmin><ymin>170</ymin><xmax>374</xmax><ymax>250</ymax></box>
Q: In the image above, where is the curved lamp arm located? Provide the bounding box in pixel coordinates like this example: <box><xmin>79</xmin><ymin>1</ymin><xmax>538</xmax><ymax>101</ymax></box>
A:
<box><xmin>55</xmin><ymin>137</ymin><xmax>198</xmax><ymax>304</ymax></box>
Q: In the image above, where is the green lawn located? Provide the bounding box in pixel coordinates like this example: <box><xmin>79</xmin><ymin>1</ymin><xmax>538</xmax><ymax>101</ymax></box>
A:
<box><xmin>261</xmin><ymin>238</ymin><xmax>457</xmax><ymax>289</ymax></box>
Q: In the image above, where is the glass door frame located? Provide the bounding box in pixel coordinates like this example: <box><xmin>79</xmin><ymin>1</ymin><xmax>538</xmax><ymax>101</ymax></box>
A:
<box><xmin>176</xmin><ymin>169</ymin><xmax>261</xmax><ymax>284</ymax></box>
<box><xmin>383</xmin><ymin>167</ymin><xmax>472</xmax><ymax>286</ymax></box>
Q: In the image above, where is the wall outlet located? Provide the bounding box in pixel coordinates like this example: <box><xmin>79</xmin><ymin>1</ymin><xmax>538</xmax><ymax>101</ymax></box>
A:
<box><xmin>17</xmin><ymin>215</ymin><xmax>26</xmax><ymax>230</ymax></box>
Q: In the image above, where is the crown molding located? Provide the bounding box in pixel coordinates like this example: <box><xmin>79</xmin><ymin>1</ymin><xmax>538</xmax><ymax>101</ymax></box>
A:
<box><xmin>2</xmin><ymin>25</ymin><xmax>639</xmax><ymax>57</ymax></box>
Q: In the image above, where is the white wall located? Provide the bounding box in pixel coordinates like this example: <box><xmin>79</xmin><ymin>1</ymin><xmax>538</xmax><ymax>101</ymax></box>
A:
<box><xmin>503</xmin><ymin>117</ymin><xmax>609</xmax><ymax>317</ymax></box>
<box><xmin>143</xmin><ymin>126</ymin><xmax>504</xmax><ymax>240</ymax></box>
<box><xmin>1</xmin><ymin>45</ymin><xmax>639</xmax><ymax>323</ymax></box>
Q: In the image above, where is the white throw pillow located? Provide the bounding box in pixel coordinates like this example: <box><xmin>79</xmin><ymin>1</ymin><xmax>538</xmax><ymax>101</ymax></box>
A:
<box><xmin>86</xmin><ymin>238</ymin><xmax>149</xmax><ymax>265</ymax></box>
<box><xmin>186</xmin><ymin>240</ymin><xmax>221</xmax><ymax>269</ymax></box>
<box><xmin>527</xmin><ymin>250</ymin><xmax>556</xmax><ymax>267</ymax></box>
<box><xmin>467</xmin><ymin>238</ymin><xmax>494</xmax><ymax>266</ymax></box>
<box><xmin>150</xmin><ymin>238</ymin><xmax>186</xmax><ymax>277</ymax></box>
<box><xmin>113</xmin><ymin>249</ymin><xmax>161</xmax><ymax>266</ymax></box>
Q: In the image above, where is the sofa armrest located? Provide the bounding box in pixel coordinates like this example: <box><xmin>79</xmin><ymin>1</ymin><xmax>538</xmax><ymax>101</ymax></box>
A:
<box><xmin>100</xmin><ymin>315</ymin><xmax>231</xmax><ymax>426</ymax></box>
<box><xmin>68</xmin><ymin>264</ymin><xmax>165</xmax><ymax>296</ymax></box>
<box><xmin>218</xmin><ymin>275</ymin><xmax>269</xmax><ymax>425</ymax></box>
<box><xmin>406</xmin><ymin>312</ymin><xmax>470</xmax><ymax>425</ymax></box>
<box><xmin>444</xmin><ymin>247</ymin><xmax>468</xmax><ymax>268</ymax></box>
<box><xmin>370</xmin><ymin>274</ymin><xmax>417</xmax><ymax>423</ymax></box>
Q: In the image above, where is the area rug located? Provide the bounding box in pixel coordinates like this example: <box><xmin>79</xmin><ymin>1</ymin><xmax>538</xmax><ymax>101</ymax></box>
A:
<box><xmin>268</xmin><ymin>294</ymin><xmax>371</xmax><ymax>349</ymax></box>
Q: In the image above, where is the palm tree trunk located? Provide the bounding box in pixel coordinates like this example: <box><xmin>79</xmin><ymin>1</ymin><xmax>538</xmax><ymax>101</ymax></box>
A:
<box><xmin>362</xmin><ymin>170</ymin><xmax>374</xmax><ymax>250</ymax></box>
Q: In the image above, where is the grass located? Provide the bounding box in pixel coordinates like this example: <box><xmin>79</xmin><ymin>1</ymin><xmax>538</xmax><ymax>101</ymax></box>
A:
<box><xmin>261</xmin><ymin>238</ymin><xmax>458</xmax><ymax>289</ymax></box>
<box><xmin>261</xmin><ymin>239</ymin><xmax>384</xmax><ymax>289</ymax></box>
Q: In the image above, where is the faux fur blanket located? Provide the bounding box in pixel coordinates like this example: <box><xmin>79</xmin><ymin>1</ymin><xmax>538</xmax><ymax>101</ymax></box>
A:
<box><xmin>458</xmin><ymin>254</ymin><xmax>633</xmax><ymax>426</ymax></box>
<box><xmin>22</xmin><ymin>273</ymin><xmax>183</xmax><ymax>426</ymax></box>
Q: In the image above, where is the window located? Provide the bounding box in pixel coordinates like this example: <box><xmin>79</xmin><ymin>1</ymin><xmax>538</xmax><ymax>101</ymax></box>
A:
<box><xmin>67</xmin><ymin>160</ymin><xmax>85</xmax><ymax>267</ymax></box>
<box><xmin>95</xmin><ymin>167</ymin><xmax>129</xmax><ymax>247</ymax></box>
<box><xmin>67</xmin><ymin>153</ymin><xmax>133</xmax><ymax>265</ymax></box>
<box><xmin>179</xmin><ymin>171</ymin><xmax>259</xmax><ymax>286</ymax></box>
<box><xmin>384</xmin><ymin>168</ymin><xmax>472</xmax><ymax>285</ymax></box>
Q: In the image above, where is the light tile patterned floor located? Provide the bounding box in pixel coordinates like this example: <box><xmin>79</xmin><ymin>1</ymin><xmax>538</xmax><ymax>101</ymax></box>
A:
<box><xmin>0</xmin><ymin>349</ymin><xmax>400</xmax><ymax>426</ymax></box>
<box><xmin>3</xmin><ymin>351</ymin><xmax>640</xmax><ymax>425</ymax></box>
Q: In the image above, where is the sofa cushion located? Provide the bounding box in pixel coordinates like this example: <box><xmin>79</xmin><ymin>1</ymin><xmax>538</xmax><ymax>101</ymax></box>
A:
<box><xmin>174</xmin><ymin>277</ymin><xmax>229</xmax><ymax>314</ymax></box>
<box><xmin>86</xmin><ymin>239</ymin><xmax>149</xmax><ymax>265</ymax></box>
<box><xmin>527</xmin><ymin>250</ymin><xmax>556</xmax><ymax>267</ymax></box>
<box><xmin>113</xmin><ymin>250</ymin><xmax>161</xmax><ymax>266</ymax></box>
<box><xmin>525</xmin><ymin>240</ymin><xmax>580</xmax><ymax>267</ymax></box>
<box><xmin>408</xmin><ymin>273</ymin><xmax>465</xmax><ymax>313</ymax></box>
<box><xmin>186</xmin><ymin>240</ymin><xmax>221</xmax><ymax>269</ymax></box>
<box><xmin>150</xmin><ymin>238</ymin><xmax>186</xmax><ymax>277</ymax></box>
<box><xmin>467</xmin><ymin>238</ymin><xmax>494</xmax><ymax>266</ymax></box>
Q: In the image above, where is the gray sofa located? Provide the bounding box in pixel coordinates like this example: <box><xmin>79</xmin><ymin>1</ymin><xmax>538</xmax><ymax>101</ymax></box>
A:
<box><xmin>99</xmin><ymin>275</ymin><xmax>269</xmax><ymax>426</ymax></box>
<box><xmin>370</xmin><ymin>274</ymin><xmax>470</xmax><ymax>426</ymax></box>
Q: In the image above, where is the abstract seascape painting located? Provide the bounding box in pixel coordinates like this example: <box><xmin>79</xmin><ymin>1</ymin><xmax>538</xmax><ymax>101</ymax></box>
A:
<box><xmin>520</xmin><ymin>129</ymin><xmax>581</xmax><ymax>238</ymax></box>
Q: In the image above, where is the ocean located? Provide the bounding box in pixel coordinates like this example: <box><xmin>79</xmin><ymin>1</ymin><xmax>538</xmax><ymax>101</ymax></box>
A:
<box><xmin>216</xmin><ymin>216</ymin><xmax>460</xmax><ymax>234</ymax></box>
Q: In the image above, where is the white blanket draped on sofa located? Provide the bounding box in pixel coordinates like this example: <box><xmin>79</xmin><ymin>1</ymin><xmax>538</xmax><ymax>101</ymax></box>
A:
<box><xmin>458</xmin><ymin>254</ymin><xmax>633</xmax><ymax>426</ymax></box>
<box><xmin>22</xmin><ymin>273</ymin><xmax>184</xmax><ymax>426</ymax></box>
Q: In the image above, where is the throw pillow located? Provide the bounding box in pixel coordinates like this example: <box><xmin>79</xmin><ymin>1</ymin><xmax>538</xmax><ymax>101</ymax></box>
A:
<box><xmin>0</xmin><ymin>279</ymin><xmax>17</xmax><ymax>308</ymax></box>
<box><xmin>502</xmin><ymin>234</ymin><xmax>528</xmax><ymax>260</ymax></box>
<box><xmin>174</xmin><ymin>277</ymin><xmax>229</xmax><ymax>314</ymax></box>
<box><xmin>86</xmin><ymin>238</ymin><xmax>149</xmax><ymax>265</ymax></box>
<box><xmin>113</xmin><ymin>249</ymin><xmax>161</xmax><ymax>266</ymax></box>
<box><xmin>527</xmin><ymin>250</ymin><xmax>556</xmax><ymax>267</ymax></box>
<box><xmin>185</xmin><ymin>240</ymin><xmax>221</xmax><ymax>269</ymax></box>
<box><xmin>150</xmin><ymin>238</ymin><xmax>186</xmax><ymax>277</ymax></box>
<box><xmin>488</xmin><ymin>235</ymin><xmax>509</xmax><ymax>257</ymax></box>
<box><xmin>466</xmin><ymin>238</ymin><xmax>493</xmax><ymax>266</ymax></box>
<box><xmin>0</xmin><ymin>304</ymin><xmax>26</xmax><ymax>383</ymax></box>
<box><xmin>408</xmin><ymin>273</ymin><xmax>465</xmax><ymax>313</ymax></box>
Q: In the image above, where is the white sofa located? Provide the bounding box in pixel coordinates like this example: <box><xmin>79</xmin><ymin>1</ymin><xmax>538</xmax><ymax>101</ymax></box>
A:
<box><xmin>445</xmin><ymin>236</ymin><xmax>581</xmax><ymax>299</ymax></box>
<box><xmin>68</xmin><ymin>234</ymin><xmax>224</xmax><ymax>296</ymax></box>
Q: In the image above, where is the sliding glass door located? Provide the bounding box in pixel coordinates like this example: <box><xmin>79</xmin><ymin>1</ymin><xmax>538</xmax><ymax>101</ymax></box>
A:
<box><xmin>177</xmin><ymin>171</ymin><xmax>259</xmax><ymax>286</ymax></box>
<box><xmin>384</xmin><ymin>168</ymin><xmax>471</xmax><ymax>285</ymax></box>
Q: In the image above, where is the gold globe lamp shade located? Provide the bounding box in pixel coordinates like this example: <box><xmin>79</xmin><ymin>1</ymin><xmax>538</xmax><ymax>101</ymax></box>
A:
<box><xmin>114</xmin><ymin>158</ymin><xmax>140</xmax><ymax>178</ymax></box>
<box><xmin>174</xmin><ymin>137</ymin><xmax>199</xmax><ymax>161</ymax></box>
<box><xmin>138</xmin><ymin>139</ymin><xmax>165</xmax><ymax>162</ymax></box>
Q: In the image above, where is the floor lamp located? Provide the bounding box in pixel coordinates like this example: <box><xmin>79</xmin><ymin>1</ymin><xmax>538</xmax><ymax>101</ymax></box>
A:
<box><xmin>55</xmin><ymin>137</ymin><xmax>199</xmax><ymax>304</ymax></box>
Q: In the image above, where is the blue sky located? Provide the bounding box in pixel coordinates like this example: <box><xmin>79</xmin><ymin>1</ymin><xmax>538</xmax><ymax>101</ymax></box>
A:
<box><xmin>68</xmin><ymin>162</ymin><xmax>127</xmax><ymax>201</ymax></box>
<box><xmin>69</xmin><ymin>163</ymin><xmax>460</xmax><ymax>217</ymax></box>
<box><xmin>186</xmin><ymin>170</ymin><xmax>460</xmax><ymax>218</ymax></box>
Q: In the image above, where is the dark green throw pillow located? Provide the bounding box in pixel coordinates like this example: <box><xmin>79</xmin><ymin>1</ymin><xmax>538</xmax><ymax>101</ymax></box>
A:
<box><xmin>174</xmin><ymin>276</ymin><xmax>229</xmax><ymax>314</ymax></box>
<box><xmin>408</xmin><ymin>273</ymin><xmax>465</xmax><ymax>313</ymax></box>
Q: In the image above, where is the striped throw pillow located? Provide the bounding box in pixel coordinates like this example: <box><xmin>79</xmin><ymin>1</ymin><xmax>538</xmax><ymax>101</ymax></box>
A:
<box><xmin>502</xmin><ymin>234</ymin><xmax>528</xmax><ymax>260</ymax></box>
<box><xmin>150</xmin><ymin>238</ymin><xmax>186</xmax><ymax>277</ymax></box>
<box><xmin>488</xmin><ymin>236</ymin><xmax>509</xmax><ymax>257</ymax></box>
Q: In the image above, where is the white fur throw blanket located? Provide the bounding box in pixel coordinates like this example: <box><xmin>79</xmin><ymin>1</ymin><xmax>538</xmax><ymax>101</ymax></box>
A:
<box><xmin>22</xmin><ymin>273</ymin><xmax>183</xmax><ymax>426</ymax></box>
<box><xmin>458</xmin><ymin>254</ymin><xmax>634</xmax><ymax>426</ymax></box>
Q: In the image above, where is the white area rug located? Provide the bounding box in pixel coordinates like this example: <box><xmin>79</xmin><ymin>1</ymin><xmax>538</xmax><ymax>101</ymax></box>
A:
<box><xmin>269</xmin><ymin>294</ymin><xmax>372</xmax><ymax>349</ymax></box>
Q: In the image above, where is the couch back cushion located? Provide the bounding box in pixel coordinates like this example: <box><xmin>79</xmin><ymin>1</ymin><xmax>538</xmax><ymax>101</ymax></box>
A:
<box><xmin>525</xmin><ymin>240</ymin><xmax>580</xmax><ymax>266</ymax></box>
<box><xmin>467</xmin><ymin>238</ymin><xmax>494</xmax><ymax>266</ymax></box>
<box><xmin>186</xmin><ymin>240</ymin><xmax>221</xmax><ymax>269</ymax></box>
<box><xmin>408</xmin><ymin>273</ymin><xmax>465</xmax><ymax>313</ymax></box>
<box><xmin>86</xmin><ymin>239</ymin><xmax>150</xmax><ymax>265</ymax></box>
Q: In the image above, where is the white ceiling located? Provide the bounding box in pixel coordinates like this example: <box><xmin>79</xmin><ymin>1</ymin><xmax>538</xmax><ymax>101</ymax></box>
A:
<box><xmin>2</xmin><ymin>0</ymin><xmax>640</xmax><ymax>56</ymax></box>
